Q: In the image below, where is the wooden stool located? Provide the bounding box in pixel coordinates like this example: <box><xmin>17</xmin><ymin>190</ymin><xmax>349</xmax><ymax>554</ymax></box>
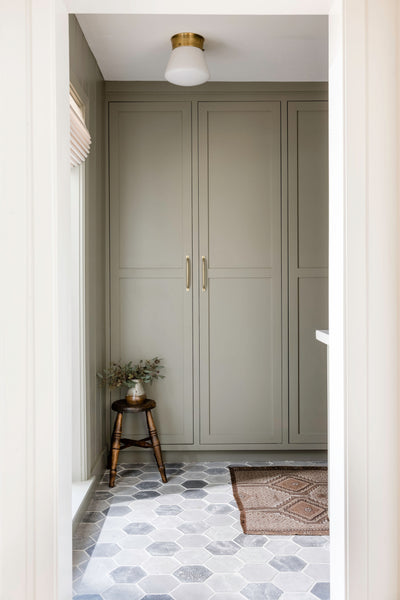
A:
<box><xmin>109</xmin><ymin>398</ymin><xmax>167</xmax><ymax>487</ymax></box>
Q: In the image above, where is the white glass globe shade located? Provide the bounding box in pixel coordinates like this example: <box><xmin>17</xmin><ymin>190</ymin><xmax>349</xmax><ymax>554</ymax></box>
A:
<box><xmin>165</xmin><ymin>46</ymin><xmax>209</xmax><ymax>86</ymax></box>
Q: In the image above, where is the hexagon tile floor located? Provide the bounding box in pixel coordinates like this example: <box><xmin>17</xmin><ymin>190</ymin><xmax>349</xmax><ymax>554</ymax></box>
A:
<box><xmin>73</xmin><ymin>461</ymin><xmax>330</xmax><ymax>600</ymax></box>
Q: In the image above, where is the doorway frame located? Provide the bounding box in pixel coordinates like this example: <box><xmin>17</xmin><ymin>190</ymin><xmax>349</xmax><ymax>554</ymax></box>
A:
<box><xmin>1</xmin><ymin>1</ymin><xmax>398</xmax><ymax>599</ymax></box>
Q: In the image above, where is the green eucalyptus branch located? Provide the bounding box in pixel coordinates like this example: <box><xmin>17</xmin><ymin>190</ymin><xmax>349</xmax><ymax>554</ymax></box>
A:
<box><xmin>97</xmin><ymin>357</ymin><xmax>164</xmax><ymax>389</ymax></box>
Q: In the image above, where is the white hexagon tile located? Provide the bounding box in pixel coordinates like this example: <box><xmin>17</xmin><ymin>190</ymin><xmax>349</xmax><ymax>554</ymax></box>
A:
<box><xmin>73</xmin><ymin>461</ymin><xmax>330</xmax><ymax>600</ymax></box>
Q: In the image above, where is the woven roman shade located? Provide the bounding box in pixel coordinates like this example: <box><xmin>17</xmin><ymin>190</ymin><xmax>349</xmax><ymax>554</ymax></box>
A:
<box><xmin>70</xmin><ymin>93</ymin><xmax>91</xmax><ymax>167</ymax></box>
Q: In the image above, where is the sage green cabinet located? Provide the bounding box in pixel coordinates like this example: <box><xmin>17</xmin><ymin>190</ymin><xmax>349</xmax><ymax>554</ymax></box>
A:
<box><xmin>108</xmin><ymin>87</ymin><xmax>328</xmax><ymax>450</ymax></box>
<box><xmin>288</xmin><ymin>101</ymin><xmax>329</xmax><ymax>444</ymax></box>
<box><xmin>198</xmin><ymin>102</ymin><xmax>282</xmax><ymax>444</ymax></box>
<box><xmin>109</xmin><ymin>102</ymin><xmax>194</xmax><ymax>444</ymax></box>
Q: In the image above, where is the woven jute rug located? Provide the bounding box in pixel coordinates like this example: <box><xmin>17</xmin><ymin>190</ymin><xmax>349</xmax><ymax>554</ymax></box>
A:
<box><xmin>229</xmin><ymin>466</ymin><xmax>329</xmax><ymax>536</ymax></box>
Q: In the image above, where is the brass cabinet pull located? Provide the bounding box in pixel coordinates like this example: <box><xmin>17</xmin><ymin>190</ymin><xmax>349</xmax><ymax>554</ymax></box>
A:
<box><xmin>186</xmin><ymin>256</ymin><xmax>190</xmax><ymax>291</ymax></box>
<box><xmin>202</xmin><ymin>256</ymin><xmax>207</xmax><ymax>291</ymax></box>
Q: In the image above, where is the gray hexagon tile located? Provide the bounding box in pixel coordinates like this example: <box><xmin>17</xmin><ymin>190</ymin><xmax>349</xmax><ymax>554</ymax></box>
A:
<box><xmin>270</xmin><ymin>555</ymin><xmax>307</xmax><ymax>572</ymax></box>
<box><xmin>155</xmin><ymin>504</ymin><xmax>182</xmax><ymax>516</ymax></box>
<box><xmin>146</xmin><ymin>541</ymin><xmax>180</xmax><ymax>556</ymax></box>
<box><xmin>73</xmin><ymin>461</ymin><xmax>329</xmax><ymax>597</ymax></box>
<box><xmin>109</xmin><ymin>566</ymin><xmax>146</xmax><ymax>584</ymax></box>
<box><xmin>234</xmin><ymin>533</ymin><xmax>266</xmax><ymax>547</ymax></box>
<box><xmin>206</xmin><ymin>540</ymin><xmax>240</xmax><ymax>555</ymax></box>
<box><xmin>123</xmin><ymin>522</ymin><xmax>154</xmax><ymax>535</ymax></box>
<box><xmin>178</xmin><ymin>521</ymin><xmax>209</xmax><ymax>534</ymax></box>
<box><xmin>174</xmin><ymin>565</ymin><xmax>212</xmax><ymax>583</ymax></box>
<box><xmin>102</xmin><ymin>506</ymin><xmax>127</xmax><ymax>518</ymax></box>
<box><xmin>182</xmin><ymin>480</ymin><xmax>208</xmax><ymax>489</ymax></box>
<box><xmin>182</xmin><ymin>489</ymin><xmax>208</xmax><ymax>499</ymax></box>
<box><xmin>136</xmin><ymin>480</ymin><xmax>162</xmax><ymax>490</ymax></box>
<box><xmin>133</xmin><ymin>490</ymin><xmax>161</xmax><ymax>500</ymax></box>
<box><xmin>311</xmin><ymin>582</ymin><xmax>330</xmax><ymax>599</ymax></box>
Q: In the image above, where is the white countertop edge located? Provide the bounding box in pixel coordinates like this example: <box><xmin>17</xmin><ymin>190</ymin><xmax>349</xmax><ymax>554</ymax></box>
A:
<box><xmin>316</xmin><ymin>329</ymin><xmax>329</xmax><ymax>345</ymax></box>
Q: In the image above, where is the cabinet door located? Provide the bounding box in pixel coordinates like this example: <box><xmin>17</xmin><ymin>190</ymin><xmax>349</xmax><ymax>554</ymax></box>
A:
<box><xmin>109</xmin><ymin>102</ymin><xmax>193</xmax><ymax>444</ymax></box>
<box><xmin>288</xmin><ymin>101</ymin><xmax>328</xmax><ymax>444</ymax></box>
<box><xmin>199</xmin><ymin>102</ymin><xmax>282</xmax><ymax>445</ymax></box>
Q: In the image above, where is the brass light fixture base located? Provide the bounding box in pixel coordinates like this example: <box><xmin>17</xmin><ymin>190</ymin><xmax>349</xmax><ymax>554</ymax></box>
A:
<box><xmin>171</xmin><ymin>32</ymin><xmax>205</xmax><ymax>51</ymax></box>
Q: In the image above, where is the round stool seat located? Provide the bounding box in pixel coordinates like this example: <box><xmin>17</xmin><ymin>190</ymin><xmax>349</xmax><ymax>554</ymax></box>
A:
<box><xmin>112</xmin><ymin>398</ymin><xmax>156</xmax><ymax>413</ymax></box>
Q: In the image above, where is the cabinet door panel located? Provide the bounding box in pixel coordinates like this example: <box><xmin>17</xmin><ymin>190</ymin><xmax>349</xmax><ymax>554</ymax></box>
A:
<box><xmin>109</xmin><ymin>102</ymin><xmax>193</xmax><ymax>444</ymax></box>
<box><xmin>297</xmin><ymin>277</ymin><xmax>328</xmax><ymax>438</ymax></box>
<box><xmin>207</xmin><ymin>110</ymin><xmax>274</xmax><ymax>269</ymax></box>
<box><xmin>119</xmin><ymin>278</ymin><xmax>192</xmax><ymax>443</ymax></box>
<box><xmin>117</xmin><ymin>108</ymin><xmax>186</xmax><ymax>269</ymax></box>
<box><xmin>199</xmin><ymin>101</ymin><xmax>282</xmax><ymax>445</ymax></box>
<box><xmin>205</xmin><ymin>277</ymin><xmax>279</xmax><ymax>443</ymax></box>
<box><xmin>288</xmin><ymin>101</ymin><xmax>328</xmax><ymax>444</ymax></box>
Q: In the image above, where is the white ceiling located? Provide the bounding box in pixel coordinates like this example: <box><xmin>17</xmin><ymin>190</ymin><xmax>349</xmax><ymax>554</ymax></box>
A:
<box><xmin>76</xmin><ymin>14</ymin><xmax>328</xmax><ymax>82</ymax></box>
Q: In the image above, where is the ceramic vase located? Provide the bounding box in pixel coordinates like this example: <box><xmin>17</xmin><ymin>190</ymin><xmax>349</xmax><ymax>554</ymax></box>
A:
<box><xmin>125</xmin><ymin>379</ymin><xmax>146</xmax><ymax>405</ymax></box>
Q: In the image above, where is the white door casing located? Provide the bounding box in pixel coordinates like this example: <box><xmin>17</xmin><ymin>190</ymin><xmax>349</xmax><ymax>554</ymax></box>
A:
<box><xmin>1</xmin><ymin>2</ymin><xmax>399</xmax><ymax>600</ymax></box>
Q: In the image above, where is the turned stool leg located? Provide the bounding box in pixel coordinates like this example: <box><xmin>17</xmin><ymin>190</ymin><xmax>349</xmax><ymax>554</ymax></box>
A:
<box><xmin>109</xmin><ymin>411</ymin><xmax>123</xmax><ymax>487</ymax></box>
<box><xmin>145</xmin><ymin>409</ymin><xmax>167</xmax><ymax>483</ymax></box>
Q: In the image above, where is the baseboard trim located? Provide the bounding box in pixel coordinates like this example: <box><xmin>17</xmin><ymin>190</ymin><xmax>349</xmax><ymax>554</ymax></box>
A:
<box><xmin>72</xmin><ymin>446</ymin><xmax>107</xmax><ymax>533</ymax></box>
<box><xmin>118</xmin><ymin>449</ymin><xmax>328</xmax><ymax>464</ymax></box>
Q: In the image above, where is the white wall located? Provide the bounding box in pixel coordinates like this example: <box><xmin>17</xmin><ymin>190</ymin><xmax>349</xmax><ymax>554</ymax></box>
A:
<box><xmin>0</xmin><ymin>1</ymin><xmax>71</xmax><ymax>598</ymax></box>
<box><xmin>329</xmin><ymin>0</ymin><xmax>399</xmax><ymax>597</ymax></box>
<box><xmin>69</xmin><ymin>15</ymin><xmax>107</xmax><ymax>478</ymax></box>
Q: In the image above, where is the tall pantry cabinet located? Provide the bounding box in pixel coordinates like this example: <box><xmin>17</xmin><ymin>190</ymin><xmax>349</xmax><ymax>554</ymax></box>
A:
<box><xmin>107</xmin><ymin>83</ymin><xmax>328</xmax><ymax>451</ymax></box>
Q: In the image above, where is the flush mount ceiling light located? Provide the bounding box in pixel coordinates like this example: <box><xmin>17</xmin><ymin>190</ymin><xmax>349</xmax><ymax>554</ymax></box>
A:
<box><xmin>165</xmin><ymin>32</ymin><xmax>210</xmax><ymax>87</ymax></box>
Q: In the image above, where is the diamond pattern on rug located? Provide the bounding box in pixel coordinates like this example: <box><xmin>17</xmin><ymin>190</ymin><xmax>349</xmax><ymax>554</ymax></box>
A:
<box><xmin>229</xmin><ymin>466</ymin><xmax>329</xmax><ymax>535</ymax></box>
